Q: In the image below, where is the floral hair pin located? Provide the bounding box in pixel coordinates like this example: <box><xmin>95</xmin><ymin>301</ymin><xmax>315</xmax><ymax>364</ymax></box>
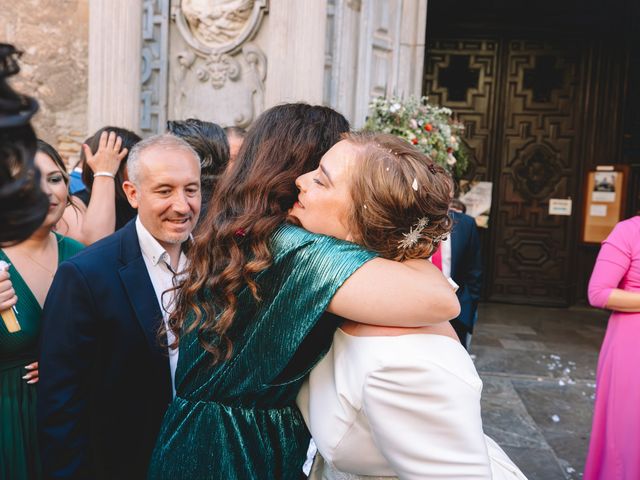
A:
<box><xmin>398</xmin><ymin>217</ymin><xmax>430</xmax><ymax>250</ymax></box>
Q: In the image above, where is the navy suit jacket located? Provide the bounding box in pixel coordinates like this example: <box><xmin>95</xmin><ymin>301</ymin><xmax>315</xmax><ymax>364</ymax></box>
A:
<box><xmin>37</xmin><ymin>220</ymin><xmax>172</xmax><ymax>480</ymax></box>
<box><xmin>449</xmin><ymin>211</ymin><xmax>483</xmax><ymax>331</ymax></box>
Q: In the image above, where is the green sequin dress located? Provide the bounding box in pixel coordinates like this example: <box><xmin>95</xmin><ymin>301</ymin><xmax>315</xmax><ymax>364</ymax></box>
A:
<box><xmin>148</xmin><ymin>224</ymin><xmax>376</xmax><ymax>480</ymax></box>
<box><xmin>0</xmin><ymin>233</ymin><xmax>83</xmax><ymax>480</ymax></box>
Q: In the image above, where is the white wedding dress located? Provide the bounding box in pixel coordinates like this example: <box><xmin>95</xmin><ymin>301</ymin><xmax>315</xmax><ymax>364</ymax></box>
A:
<box><xmin>297</xmin><ymin>330</ymin><xmax>527</xmax><ymax>480</ymax></box>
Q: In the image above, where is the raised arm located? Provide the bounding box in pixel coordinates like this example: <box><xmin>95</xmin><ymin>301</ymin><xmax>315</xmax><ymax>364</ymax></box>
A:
<box><xmin>38</xmin><ymin>261</ymin><xmax>100</xmax><ymax>478</ymax></box>
<box><xmin>328</xmin><ymin>257</ymin><xmax>460</xmax><ymax>327</ymax></box>
<box><xmin>64</xmin><ymin>131</ymin><xmax>128</xmax><ymax>245</ymax></box>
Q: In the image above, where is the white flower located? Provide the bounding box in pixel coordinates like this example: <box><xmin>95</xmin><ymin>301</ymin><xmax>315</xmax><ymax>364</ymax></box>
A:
<box><xmin>390</xmin><ymin>103</ymin><xmax>401</xmax><ymax>113</ymax></box>
<box><xmin>410</xmin><ymin>119</ymin><xmax>418</xmax><ymax>129</ymax></box>
<box><xmin>447</xmin><ymin>153</ymin><xmax>457</xmax><ymax>166</ymax></box>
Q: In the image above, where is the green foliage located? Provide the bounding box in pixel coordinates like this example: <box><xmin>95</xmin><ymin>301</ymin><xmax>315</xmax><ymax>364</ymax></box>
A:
<box><xmin>364</xmin><ymin>95</ymin><xmax>469</xmax><ymax>178</ymax></box>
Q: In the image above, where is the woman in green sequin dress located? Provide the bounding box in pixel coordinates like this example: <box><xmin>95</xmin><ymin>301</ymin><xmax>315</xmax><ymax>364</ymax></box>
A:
<box><xmin>0</xmin><ymin>141</ymin><xmax>83</xmax><ymax>480</ymax></box>
<box><xmin>148</xmin><ymin>105</ymin><xmax>460</xmax><ymax>480</ymax></box>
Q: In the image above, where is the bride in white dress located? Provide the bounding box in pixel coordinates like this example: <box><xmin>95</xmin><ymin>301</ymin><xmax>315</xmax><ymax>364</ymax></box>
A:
<box><xmin>290</xmin><ymin>132</ymin><xmax>527</xmax><ymax>480</ymax></box>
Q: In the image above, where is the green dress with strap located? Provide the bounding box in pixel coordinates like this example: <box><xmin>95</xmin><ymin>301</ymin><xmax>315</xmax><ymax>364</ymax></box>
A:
<box><xmin>0</xmin><ymin>233</ymin><xmax>83</xmax><ymax>480</ymax></box>
<box><xmin>148</xmin><ymin>224</ymin><xmax>377</xmax><ymax>480</ymax></box>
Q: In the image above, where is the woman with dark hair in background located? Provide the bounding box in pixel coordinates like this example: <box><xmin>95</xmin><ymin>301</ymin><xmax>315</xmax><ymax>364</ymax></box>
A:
<box><xmin>0</xmin><ymin>44</ymin><xmax>48</xmax><ymax>246</ymax></box>
<box><xmin>223</xmin><ymin>125</ymin><xmax>246</xmax><ymax>164</ymax></box>
<box><xmin>59</xmin><ymin>127</ymin><xmax>141</xmax><ymax>245</ymax></box>
<box><xmin>148</xmin><ymin>104</ymin><xmax>459</xmax><ymax>479</ymax></box>
<box><xmin>0</xmin><ymin>140</ymin><xmax>84</xmax><ymax>480</ymax></box>
<box><xmin>167</xmin><ymin>118</ymin><xmax>230</xmax><ymax>219</ymax></box>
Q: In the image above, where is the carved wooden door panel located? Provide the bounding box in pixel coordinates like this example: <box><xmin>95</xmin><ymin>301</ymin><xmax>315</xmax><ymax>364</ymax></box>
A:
<box><xmin>423</xmin><ymin>39</ymin><xmax>499</xmax><ymax>183</ymax></box>
<box><xmin>424</xmin><ymin>38</ymin><xmax>584</xmax><ymax>306</ymax></box>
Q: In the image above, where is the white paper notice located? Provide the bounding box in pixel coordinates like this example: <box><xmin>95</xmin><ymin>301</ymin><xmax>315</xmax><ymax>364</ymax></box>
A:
<box><xmin>590</xmin><ymin>204</ymin><xmax>607</xmax><ymax>217</ymax></box>
<box><xmin>549</xmin><ymin>199</ymin><xmax>572</xmax><ymax>216</ymax></box>
<box><xmin>459</xmin><ymin>182</ymin><xmax>493</xmax><ymax>219</ymax></box>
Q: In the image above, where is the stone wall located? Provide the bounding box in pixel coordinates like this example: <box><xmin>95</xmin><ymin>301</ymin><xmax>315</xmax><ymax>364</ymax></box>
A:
<box><xmin>1</xmin><ymin>0</ymin><xmax>89</xmax><ymax>167</ymax></box>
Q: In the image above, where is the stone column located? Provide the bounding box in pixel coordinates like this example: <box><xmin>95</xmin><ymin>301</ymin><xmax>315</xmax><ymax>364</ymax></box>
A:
<box><xmin>265</xmin><ymin>0</ymin><xmax>328</xmax><ymax>107</ymax></box>
<box><xmin>88</xmin><ymin>0</ymin><xmax>142</xmax><ymax>134</ymax></box>
<box><xmin>397</xmin><ymin>0</ymin><xmax>428</xmax><ymax>98</ymax></box>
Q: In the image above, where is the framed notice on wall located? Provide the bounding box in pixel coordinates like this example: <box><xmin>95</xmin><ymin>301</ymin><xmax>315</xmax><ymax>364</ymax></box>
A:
<box><xmin>581</xmin><ymin>165</ymin><xmax>630</xmax><ymax>244</ymax></box>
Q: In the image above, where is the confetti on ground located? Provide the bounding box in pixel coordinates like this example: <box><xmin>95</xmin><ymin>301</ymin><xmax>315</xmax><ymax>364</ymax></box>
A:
<box><xmin>551</xmin><ymin>414</ymin><xmax>560</xmax><ymax>422</ymax></box>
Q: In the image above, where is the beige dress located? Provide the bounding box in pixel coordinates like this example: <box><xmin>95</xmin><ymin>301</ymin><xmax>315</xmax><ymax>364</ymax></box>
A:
<box><xmin>297</xmin><ymin>330</ymin><xmax>527</xmax><ymax>480</ymax></box>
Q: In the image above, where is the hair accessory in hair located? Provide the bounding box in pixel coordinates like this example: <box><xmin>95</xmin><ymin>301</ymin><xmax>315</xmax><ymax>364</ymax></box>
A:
<box><xmin>234</xmin><ymin>228</ymin><xmax>246</xmax><ymax>237</ymax></box>
<box><xmin>427</xmin><ymin>163</ymin><xmax>437</xmax><ymax>174</ymax></box>
<box><xmin>398</xmin><ymin>216</ymin><xmax>429</xmax><ymax>250</ymax></box>
<box><xmin>412</xmin><ymin>178</ymin><xmax>419</xmax><ymax>191</ymax></box>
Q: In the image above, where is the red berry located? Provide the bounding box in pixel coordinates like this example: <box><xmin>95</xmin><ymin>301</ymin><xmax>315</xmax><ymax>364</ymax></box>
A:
<box><xmin>411</xmin><ymin>138</ymin><xmax>418</xmax><ymax>145</ymax></box>
<box><xmin>424</xmin><ymin>124</ymin><xmax>433</xmax><ymax>132</ymax></box>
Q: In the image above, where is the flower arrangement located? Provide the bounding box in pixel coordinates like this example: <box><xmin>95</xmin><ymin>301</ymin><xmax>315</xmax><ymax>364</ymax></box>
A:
<box><xmin>364</xmin><ymin>95</ymin><xmax>469</xmax><ymax>178</ymax></box>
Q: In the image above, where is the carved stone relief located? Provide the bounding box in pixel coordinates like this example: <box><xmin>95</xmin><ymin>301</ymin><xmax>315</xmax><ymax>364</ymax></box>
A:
<box><xmin>169</xmin><ymin>0</ymin><xmax>268</xmax><ymax>127</ymax></box>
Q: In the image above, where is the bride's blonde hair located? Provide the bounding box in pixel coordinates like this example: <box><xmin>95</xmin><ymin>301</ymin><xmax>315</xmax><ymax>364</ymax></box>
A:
<box><xmin>343</xmin><ymin>132</ymin><xmax>453</xmax><ymax>261</ymax></box>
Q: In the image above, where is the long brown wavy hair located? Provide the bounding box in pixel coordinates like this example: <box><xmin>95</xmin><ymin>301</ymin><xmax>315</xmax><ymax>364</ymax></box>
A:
<box><xmin>167</xmin><ymin>104</ymin><xmax>350</xmax><ymax>363</ymax></box>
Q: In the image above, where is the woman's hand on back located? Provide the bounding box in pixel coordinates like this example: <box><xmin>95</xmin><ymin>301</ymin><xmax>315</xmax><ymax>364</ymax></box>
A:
<box><xmin>328</xmin><ymin>258</ymin><xmax>460</xmax><ymax>327</ymax></box>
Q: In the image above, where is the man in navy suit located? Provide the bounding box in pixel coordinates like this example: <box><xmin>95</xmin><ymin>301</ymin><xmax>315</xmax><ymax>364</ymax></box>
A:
<box><xmin>433</xmin><ymin>209</ymin><xmax>483</xmax><ymax>349</ymax></box>
<box><xmin>37</xmin><ymin>134</ymin><xmax>201</xmax><ymax>479</ymax></box>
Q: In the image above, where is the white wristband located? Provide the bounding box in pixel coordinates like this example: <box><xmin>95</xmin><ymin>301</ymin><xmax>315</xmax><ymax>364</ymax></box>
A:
<box><xmin>93</xmin><ymin>171</ymin><xmax>116</xmax><ymax>179</ymax></box>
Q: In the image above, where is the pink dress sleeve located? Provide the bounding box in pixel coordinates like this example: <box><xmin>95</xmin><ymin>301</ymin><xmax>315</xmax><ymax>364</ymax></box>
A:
<box><xmin>588</xmin><ymin>220</ymin><xmax>634</xmax><ymax>308</ymax></box>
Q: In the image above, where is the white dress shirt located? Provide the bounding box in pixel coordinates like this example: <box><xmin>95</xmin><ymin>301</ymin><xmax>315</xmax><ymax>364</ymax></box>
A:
<box><xmin>135</xmin><ymin>217</ymin><xmax>186</xmax><ymax>398</ymax></box>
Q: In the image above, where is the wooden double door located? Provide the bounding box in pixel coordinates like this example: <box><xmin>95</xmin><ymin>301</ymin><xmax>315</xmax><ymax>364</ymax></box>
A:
<box><xmin>424</xmin><ymin>38</ymin><xmax>590</xmax><ymax>306</ymax></box>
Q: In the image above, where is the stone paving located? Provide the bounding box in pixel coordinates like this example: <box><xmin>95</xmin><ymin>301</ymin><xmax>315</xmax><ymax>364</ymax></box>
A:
<box><xmin>471</xmin><ymin>303</ymin><xmax>608</xmax><ymax>480</ymax></box>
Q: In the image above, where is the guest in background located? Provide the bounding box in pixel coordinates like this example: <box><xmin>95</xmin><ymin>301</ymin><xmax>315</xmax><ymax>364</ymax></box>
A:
<box><xmin>431</xmin><ymin>208</ymin><xmax>482</xmax><ymax>349</ymax></box>
<box><xmin>59</xmin><ymin>127</ymin><xmax>141</xmax><ymax>245</ymax></box>
<box><xmin>168</xmin><ymin>119</ymin><xmax>229</xmax><ymax>220</ymax></box>
<box><xmin>37</xmin><ymin>134</ymin><xmax>200</xmax><ymax>480</ymax></box>
<box><xmin>0</xmin><ymin>43</ymin><xmax>49</xmax><ymax>246</ymax></box>
<box><xmin>67</xmin><ymin>159</ymin><xmax>86</xmax><ymax>195</ymax></box>
<box><xmin>584</xmin><ymin>215</ymin><xmax>640</xmax><ymax>480</ymax></box>
<box><xmin>223</xmin><ymin>125</ymin><xmax>246</xmax><ymax>164</ymax></box>
<box><xmin>0</xmin><ymin>140</ymin><xmax>84</xmax><ymax>480</ymax></box>
<box><xmin>450</xmin><ymin>197</ymin><xmax>467</xmax><ymax>214</ymax></box>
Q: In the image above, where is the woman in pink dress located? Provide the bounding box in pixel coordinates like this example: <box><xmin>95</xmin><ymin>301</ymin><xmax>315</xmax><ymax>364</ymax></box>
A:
<box><xmin>584</xmin><ymin>216</ymin><xmax>640</xmax><ymax>480</ymax></box>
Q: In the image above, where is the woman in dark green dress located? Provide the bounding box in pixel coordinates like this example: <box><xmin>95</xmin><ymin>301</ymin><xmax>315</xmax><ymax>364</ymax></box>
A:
<box><xmin>148</xmin><ymin>104</ymin><xmax>460</xmax><ymax>479</ymax></box>
<box><xmin>0</xmin><ymin>140</ymin><xmax>83</xmax><ymax>480</ymax></box>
